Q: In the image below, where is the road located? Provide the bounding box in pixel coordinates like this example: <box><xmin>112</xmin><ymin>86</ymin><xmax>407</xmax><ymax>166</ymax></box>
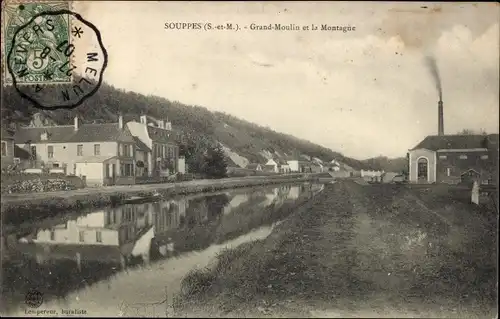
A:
<box><xmin>1</xmin><ymin>174</ymin><xmax>307</xmax><ymax>205</ymax></box>
<box><xmin>177</xmin><ymin>180</ymin><xmax>498</xmax><ymax>318</ymax></box>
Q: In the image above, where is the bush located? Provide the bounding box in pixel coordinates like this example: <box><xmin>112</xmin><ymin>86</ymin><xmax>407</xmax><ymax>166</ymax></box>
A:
<box><xmin>1</xmin><ymin>178</ymin><xmax>79</xmax><ymax>194</ymax></box>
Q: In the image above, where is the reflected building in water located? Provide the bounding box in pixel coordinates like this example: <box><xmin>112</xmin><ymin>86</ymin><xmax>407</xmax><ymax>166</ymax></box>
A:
<box><xmin>12</xmin><ymin>183</ymin><xmax>323</xmax><ymax>271</ymax></box>
<box><xmin>16</xmin><ymin>203</ymin><xmax>160</xmax><ymax>270</ymax></box>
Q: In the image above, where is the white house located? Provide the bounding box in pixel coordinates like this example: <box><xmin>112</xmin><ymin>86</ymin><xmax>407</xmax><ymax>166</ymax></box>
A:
<box><xmin>265</xmin><ymin>158</ymin><xmax>279</xmax><ymax>173</ymax></box>
<box><xmin>127</xmin><ymin>115</ymin><xmax>181</xmax><ymax>177</ymax></box>
<box><xmin>287</xmin><ymin>159</ymin><xmax>300</xmax><ymax>172</ymax></box>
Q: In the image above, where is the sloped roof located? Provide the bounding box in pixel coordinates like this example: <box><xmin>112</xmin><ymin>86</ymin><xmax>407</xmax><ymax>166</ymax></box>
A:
<box><xmin>14</xmin><ymin>145</ymin><xmax>30</xmax><ymax>159</ymax></box>
<box><xmin>146</xmin><ymin>126</ymin><xmax>177</xmax><ymax>144</ymax></box>
<box><xmin>14</xmin><ymin>126</ymin><xmax>75</xmax><ymax>143</ymax></box>
<box><xmin>67</xmin><ymin>124</ymin><xmax>135</xmax><ymax>143</ymax></box>
<box><xmin>14</xmin><ymin>123</ymin><xmax>135</xmax><ymax>144</ymax></box>
<box><xmin>133</xmin><ymin>136</ymin><xmax>151</xmax><ymax>152</ymax></box>
<box><xmin>410</xmin><ymin>134</ymin><xmax>497</xmax><ymax>151</ymax></box>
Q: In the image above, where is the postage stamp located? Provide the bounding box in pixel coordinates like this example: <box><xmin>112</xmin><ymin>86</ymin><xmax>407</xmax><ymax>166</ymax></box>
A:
<box><xmin>3</xmin><ymin>1</ymin><xmax>72</xmax><ymax>84</ymax></box>
<box><xmin>2</xmin><ymin>0</ymin><xmax>108</xmax><ymax>110</ymax></box>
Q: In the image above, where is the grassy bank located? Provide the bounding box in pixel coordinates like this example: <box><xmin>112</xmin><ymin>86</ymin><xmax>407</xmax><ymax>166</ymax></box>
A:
<box><xmin>173</xmin><ymin>181</ymin><xmax>498</xmax><ymax>318</ymax></box>
<box><xmin>1</xmin><ymin>174</ymin><xmax>315</xmax><ymax>226</ymax></box>
<box><xmin>173</xmin><ymin>185</ymin><xmax>327</xmax><ymax>317</ymax></box>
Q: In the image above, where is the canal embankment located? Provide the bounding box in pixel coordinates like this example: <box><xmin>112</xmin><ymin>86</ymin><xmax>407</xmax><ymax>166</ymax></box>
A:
<box><xmin>173</xmin><ymin>180</ymin><xmax>498</xmax><ymax>318</ymax></box>
<box><xmin>1</xmin><ymin>174</ymin><xmax>318</xmax><ymax>225</ymax></box>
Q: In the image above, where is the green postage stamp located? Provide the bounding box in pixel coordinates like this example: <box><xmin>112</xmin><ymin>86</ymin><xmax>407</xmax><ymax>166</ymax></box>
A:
<box><xmin>2</xmin><ymin>1</ymin><xmax>72</xmax><ymax>84</ymax></box>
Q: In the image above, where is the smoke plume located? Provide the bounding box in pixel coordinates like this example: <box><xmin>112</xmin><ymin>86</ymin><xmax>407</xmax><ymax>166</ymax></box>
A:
<box><xmin>425</xmin><ymin>56</ymin><xmax>443</xmax><ymax>101</ymax></box>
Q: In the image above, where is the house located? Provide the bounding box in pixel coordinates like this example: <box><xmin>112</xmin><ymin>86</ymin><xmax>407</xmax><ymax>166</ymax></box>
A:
<box><xmin>133</xmin><ymin>136</ymin><xmax>151</xmax><ymax>177</ymax></box>
<box><xmin>287</xmin><ymin>158</ymin><xmax>300</xmax><ymax>172</ymax></box>
<box><xmin>310</xmin><ymin>161</ymin><xmax>324</xmax><ymax>173</ymax></box>
<box><xmin>265</xmin><ymin>158</ymin><xmax>279</xmax><ymax>173</ymax></box>
<box><xmin>1</xmin><ymin>125</ymin><xmax>15</xmax><ymax>168</ymax></box>
<box><xmin>287</xmin><ymin>157</ymin><xmax>313</xmax><ymax>173</ymax></box>
<box><xmin>13</xmin><ymin>115</ymin><xmax>137</xmax><ymax>185</ymax></box>
<box><xmin>408</xmin><ymin>134</ymin><xmax>499</xmax><ymax>184</ymax></box>
<box><xmin>246</xmin><ymin>163</ymin><xmax>263</xmax><ymax>171</ymax></box>
<box><xmin>127</xmin><ymin>115</ymin><xmax>182</xmax><ymax>177</ymax></box>
<box><xmin>264</xmin><ymin>158</ymin><xmax>291</xmax><ymax>174</ymax></box>
<box><xmin>278</xmin><ymin>159</ymin><xmax>291</xmax><ymax>173</ymax></box>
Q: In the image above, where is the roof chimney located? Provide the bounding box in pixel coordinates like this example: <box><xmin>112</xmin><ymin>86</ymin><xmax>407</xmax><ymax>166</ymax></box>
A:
<box><xmin>118</xmin><ymin>114</ymin><xmax>123</xmax><ymax>129</ymax></box>
<box><xmin>140</xmin><ymin>115</ymin><xmax>147</xmax><ymax>125</ymax></box>
<box><xmin>438</xmin><ymin>100</ymin><xmax>444</xmax><ymax>136</ymax></box>
<box><xmin>74</xmin><ymin>116</ymin><xmax>79</xmax><ymax>131</ymax></box>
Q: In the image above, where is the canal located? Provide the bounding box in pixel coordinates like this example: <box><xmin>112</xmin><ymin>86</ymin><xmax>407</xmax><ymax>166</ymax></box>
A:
<box><xmin>1</xmin><ymin>182</ymin><xmax>324</xmax><ymax>316</ymax></box>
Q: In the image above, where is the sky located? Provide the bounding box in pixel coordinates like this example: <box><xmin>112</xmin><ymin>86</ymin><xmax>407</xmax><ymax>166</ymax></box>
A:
<box><xmin>73</xmin><ymin>1</ymin><xmax>499</xmax><ymax>159</ymax></box>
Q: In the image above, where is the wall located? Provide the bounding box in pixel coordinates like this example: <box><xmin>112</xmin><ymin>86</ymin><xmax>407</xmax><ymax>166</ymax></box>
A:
<box><xmin>409</xmin><ymin>148</ymin><xmax>436</xmax><ymax>183</ymax></box>
<box><xmin>17</xmin><ymin>141</ymin><xmax>118</xmax><ymax>175</ymax></box>
<box><xmin>135</xmin><ymin>150</ymin><xmax>148</xmax><ymax>176</ymax></box>
<box><xmin>178</xmin><ymin>156</ymin><xmax>186</xmax><ymax>174</ymax></box>
<box><xmin>436</xmin><ymin>150</ymin><xmax>493</xmax><ymax>184</ymax></box>
<box><xmin>288</xmin><ymin>160</ymin><xmax>299</xmax><ymax>172</ymax></box>
<box><xmin>75</xmin><ymin>162</ymin><xmax>104</xmax><ymax>186</ymax></box>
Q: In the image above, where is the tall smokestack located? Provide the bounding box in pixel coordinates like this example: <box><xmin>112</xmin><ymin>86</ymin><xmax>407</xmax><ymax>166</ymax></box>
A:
<box><xmin>438</xmin><ymin>100</ymin><xmax>444</xmax><ymax>136</ymax></box>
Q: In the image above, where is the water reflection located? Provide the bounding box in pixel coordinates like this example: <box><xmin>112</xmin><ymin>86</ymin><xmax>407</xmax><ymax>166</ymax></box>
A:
<box><xmin>1</xmin><ymin>182</ymin><xmax>323</xmax><ymax>314</ymax></box>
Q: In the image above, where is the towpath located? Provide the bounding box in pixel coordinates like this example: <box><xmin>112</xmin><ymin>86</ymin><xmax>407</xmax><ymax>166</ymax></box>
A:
<box><xmin>177</xmin><ymin>180</ymin><xmax>498</xmax><ymax>318</ymax></box>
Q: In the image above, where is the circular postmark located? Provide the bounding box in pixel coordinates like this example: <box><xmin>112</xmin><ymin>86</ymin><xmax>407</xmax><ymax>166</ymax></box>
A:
<box><xmin>24</xmin><ymin>288</ymin><xmax>44</xmax><ymax>308</ymax></box>
<box><xmin>6</xmin><ymin>8</ymin><xmax>108</xmax><ymax>110</ymax></box>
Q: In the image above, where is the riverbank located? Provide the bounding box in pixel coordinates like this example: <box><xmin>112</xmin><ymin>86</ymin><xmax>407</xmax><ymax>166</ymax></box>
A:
<box><xmin>173</xmin><ymin>181</ymin><xmax>497</xmax><ymax>318</ymax></box>
<box><xmin>1</xmin><ymin>174</ymin><xmax>315</xmax><ymax>224</ymax></box>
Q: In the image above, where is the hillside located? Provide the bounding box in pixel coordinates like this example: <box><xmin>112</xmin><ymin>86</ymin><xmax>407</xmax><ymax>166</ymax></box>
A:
<box><xmin>361</xmin><ymin>156</ymin><xmax>408</xmax><ymax>173</ymax></box>
<box><xmin>2</xmin><ymin>82</ymin><xmax>369</xmax><ymax>170</ymax></box>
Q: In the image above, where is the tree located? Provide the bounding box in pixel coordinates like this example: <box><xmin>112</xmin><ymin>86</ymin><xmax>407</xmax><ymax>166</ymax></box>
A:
<box><xmin>204</xmin><ymin>143</ymin><xmax>227</xmax><ymax>179</ymax></box>
<box><xmin>179</xmin><ymin>135</ymin><xmax>210</xmax><ymax>175</ymax></box>
<box><xmin>457</xmin><ymin>129</ymin><xmax>487</xmax><ymax>135</ymax></box>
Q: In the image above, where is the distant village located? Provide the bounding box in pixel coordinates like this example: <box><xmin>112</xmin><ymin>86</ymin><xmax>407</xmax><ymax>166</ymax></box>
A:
<box><xmin>0</xmin><ymin>114</ymin><xmax>366</xmax><ymax>188</ymax></box>
<box><xmin>1</xmin><ymin>104</ymin><xmax>498</xmax><ymax>189</ymax></box>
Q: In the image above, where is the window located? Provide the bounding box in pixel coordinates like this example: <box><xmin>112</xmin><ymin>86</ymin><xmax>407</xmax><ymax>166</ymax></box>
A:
<box><xmin>94</xmin><ymin>144</ymin><xmax>100</xmax><ymax>156</ymax></box>
<box><xmin>438</xmin><ymin>155</ymin><xmax>447</xmax><ymax>160</ymax></box>
<box><xmin>1</xmin><ymin>141</ymin><xmax>6</xmax><ymax>156</ymax></box>
<box><xmin>417</xmin><ymin>158</ymin><xmax>428</xmax><ymax>181</ymax></box>
<box><xmin>96</xmin><ymin>231</ymin><xmax>102</xmax><ymax>243</ymax></box>
<box><xmin>77</xmin><ymin>144</ymin><xmax>83</xmax><ymax>156</ymax></box>
<box><xmin>47</xmin><ymin>145</ymin><xmax>54</xmax><ymax>158</ymax></box>
<box><xmin>459</xmin><ymin>155</ymin><xmax>467</xmax><ymax>160</ymax></box>
<box><xmin>31</xmin><ymin>145</ymin><xmax>37</xmax><ymax>159</ymax></box>
<box><xmin>446</xmin><ymin>168</ymin><xmax>452</xmax><ymax>177</ymax></box>
<box><xmin>481</xmin><ymin>155</ymin><xmax>489</xmax><ymax>160</ymax></box>
<box><xmin>123</xmin><ymin>163</ymin><xmax>134</xmax><ymax>176</ymax></box>
<box><xmin>50</xmin><ymin>230</ymin><xmax>55</xmax><ymax>241</ymax></box>
<box><xmin>79</xmin><ymin>231</ymin><xmax>85</xmax><ymax>242</ymax></box>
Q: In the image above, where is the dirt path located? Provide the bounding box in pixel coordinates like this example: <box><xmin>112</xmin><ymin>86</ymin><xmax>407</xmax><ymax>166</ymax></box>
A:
<box><xmin>175</xmin><ymin>181</ymin><xmax>497</xmax><ymax>318</ymax></box>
